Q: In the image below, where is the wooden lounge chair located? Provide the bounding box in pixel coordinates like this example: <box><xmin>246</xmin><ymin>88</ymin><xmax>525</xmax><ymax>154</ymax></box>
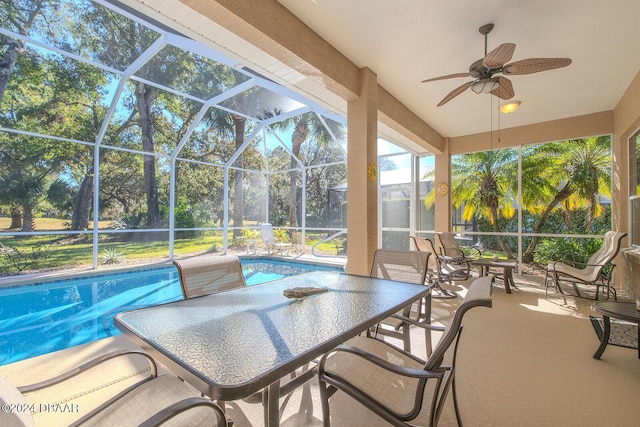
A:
<box><xmin>545</xmin><ymin>231</ymin><xmax>626</xmax><ymax>300</ymax></box>
<box><xmin>318</xmin><ymin>275</ymin><xmax>493</xmax><ymax>427</ymax></box>
<box><xmin>369</xmin><ymin>249</ymin><xmax>433</xmax><ymax>355</ymax></box>
<box><xmin>0</xmin><ymin>349</ymin><xmax>228</xmax><ymax>426</ymax></box>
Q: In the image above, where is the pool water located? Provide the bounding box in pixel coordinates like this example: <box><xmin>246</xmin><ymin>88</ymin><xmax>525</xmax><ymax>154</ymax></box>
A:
<box><xmin>0</xmin><ymin>258</ymin><xmax>342</xmax><ymax>365</ymax></box>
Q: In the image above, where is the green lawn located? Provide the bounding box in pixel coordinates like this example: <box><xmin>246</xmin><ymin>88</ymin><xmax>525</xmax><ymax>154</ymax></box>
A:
<box><xmin>0</xmin><ymin>218</ymin><xmax>345</xmax><ymax>275</ymax></box>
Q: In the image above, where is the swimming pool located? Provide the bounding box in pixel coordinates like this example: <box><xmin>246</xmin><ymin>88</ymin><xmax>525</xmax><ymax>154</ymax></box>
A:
<box><xmin>0</xmin><ymin>257</ymin><xmax>343</xmax><ymax>365</ymax></box>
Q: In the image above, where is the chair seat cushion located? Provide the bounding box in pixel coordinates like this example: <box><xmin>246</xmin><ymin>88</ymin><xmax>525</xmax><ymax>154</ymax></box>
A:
<box><xmin>324</xmin><ymin>336</ymin><xmax>427</xmax><ymax>417</ymax></box>
<box><xmin>547</xmin><ymin>262</ymin><xmax>599</xmax><ymax>282</ymax></box>
<box><xmin>77</xmin><ymin>375</ymin><xmax>215</xmax><ymax>426</ymax></box>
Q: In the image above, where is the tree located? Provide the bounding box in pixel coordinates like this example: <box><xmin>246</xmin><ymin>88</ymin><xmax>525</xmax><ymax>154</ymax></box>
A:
<box><xmin>0</xmin><ymin>0</ymin><xmax>48</xmax><ymax>104</ymax></box>
<box><xmin>449</xmin><ymin>149</ymin><xmax>518</xmax><ymax>257</ymax></box>
<box><xmin>268</xmin><ymin>112</ymin><xmax>345</xmax><ymax>227</ymax></box>
<box><xmin>0</xmin><ymin>134</ymin><xmax>61</xmax><ymax>231</ymax></box>
<box><xmin>520</xmin><ymin>137</ymin><xmax>611</xmax><ymax>262</ymax></box>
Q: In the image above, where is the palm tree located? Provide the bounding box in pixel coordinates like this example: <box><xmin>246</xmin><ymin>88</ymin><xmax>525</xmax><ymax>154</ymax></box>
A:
<box><xmin>521</xmin><ymin>136</ymin><xmax>611</xmax><ymax>262</ymax></box>
<box><xmin>449</xmin><ymin>149</ymin><xmax>518</xmax><ymax>257</ymax></box>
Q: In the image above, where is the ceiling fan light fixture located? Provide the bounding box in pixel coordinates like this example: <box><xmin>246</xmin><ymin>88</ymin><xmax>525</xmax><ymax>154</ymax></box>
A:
<box><xmin>500</xmin><ymin>100</ymin><xmax>521</xmax><ymax>114</ymax></box>
<box><xmin>471</xmin><ymin>78</ymin><xmax>499</xmax><ymax>94</ymax></box>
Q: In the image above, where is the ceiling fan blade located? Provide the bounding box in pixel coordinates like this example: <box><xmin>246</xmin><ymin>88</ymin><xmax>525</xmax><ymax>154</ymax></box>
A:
<box><xmin>421</xmin><ymin>72</ymin><xmax>470</xmax><ymax>83</ymax></box>
<box><xmin>483</xmin><ymin>43</ymin><xmax>516</xmax><ymax>68</ymax></box>
<box><xmin>437</xmin><ymin>81</ymin><xmax>474</xmax><ymax>106</ymax></box>
<box><xmin>502</xmin><ymin>58</ymin><xmax>572</xmax><ymax>75</ymax></box>
<box><xmin>491</xmin><ymin>76</ymin><xmax>514</xmax><ymax>100</ymax></box>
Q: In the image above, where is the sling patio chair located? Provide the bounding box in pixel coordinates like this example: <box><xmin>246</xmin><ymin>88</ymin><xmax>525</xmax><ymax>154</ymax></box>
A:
<box><xmin>369</xmin><ymin>249</ymin><xmax>433</xmax><ymax>356</ymax></box>
<box><xmin>318</xmin><ymin>275</ymin><xmax>493</xmax><ymax>427</ymax></box>
<box><xmin>411</xmin><ymin>236</ymin><xmax>468</xmax><ymax>299</ymax></box>
<box><xmin>545</xmin><ymin>231</ymin><xmax>626</xmax><ymax>301</ymax></box>
<box><xmin>435</xmin><ymin>232</ymin><xmax>481</xmax><ymax>279</ymax></box>
<box><xmin>0</xmin><ymin>349</ymin><xmax>229</xmax><ymax>427</ymax></box>
<box><xmin>259</xmin><ymin>223</ymin><xmax>294</xmax><ymax>256</ymax></box>
<box><xmin>173</xmin><ymin>253</ymin><xmax>247</xmax><ymax>298</ymax></box>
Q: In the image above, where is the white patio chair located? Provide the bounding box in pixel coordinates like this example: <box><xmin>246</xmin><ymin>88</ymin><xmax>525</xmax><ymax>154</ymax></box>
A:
<box><xmin>545</xmin><ymin>231</ymin><xmax>626</xmax><ymax>300</ymax></box>
<box><xmin>259</xmin><ymin>223</ymin><xmax>294</xmax><ymax>256</ymax></box>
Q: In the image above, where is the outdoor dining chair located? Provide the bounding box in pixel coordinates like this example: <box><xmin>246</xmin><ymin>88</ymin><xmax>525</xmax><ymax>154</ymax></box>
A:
<box><xmin>0</xmin><ymin>349</ymin><xmax>229</xmax><ymax>426</ymax></box>
<box><xmin>545</xmin><ymin>230</ymin><xmax>626</xmax><ymax>300</ymax></box>
<box><xmin>369</xmin><ymin>248</ymin><xmax>433</xmax><ymax>355</ymax></box>
<box><xmin>411</xmin><ymin>236</ymin><xmax>468</xmax><ymax>299</ymax></box>
<box><xmin>318</xmin><ymin>275</ymin><xmax>494</xmax><ymax>427</ymax></box>
<box><xmin>173</xmin><ymin>253</ymin><xmax>247</xmax><ymax>298</ymax></box>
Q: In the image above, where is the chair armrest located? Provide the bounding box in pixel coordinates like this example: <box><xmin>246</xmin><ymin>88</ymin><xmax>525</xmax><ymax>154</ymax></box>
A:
<box><xmin>17</xmin><ymin>350</ymin><xmax>158</xmax><ymax>393</ymax></box>
<box><xmin>319</xmin><ymin>344</ymin><xmax>441</xmax><ymax>380</ymax></box>
<box><xmin>140</xmin><ymin>397</ymin><xmax>229</xmax><ymax>427</ymax></box>
<box><xmin>390</xmin><ymin>313</ymin><xmax>445</xmax><ymax>332</ymax></box>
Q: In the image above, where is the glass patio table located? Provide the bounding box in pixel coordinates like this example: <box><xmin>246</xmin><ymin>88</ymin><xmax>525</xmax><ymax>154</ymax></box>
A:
<box><xmin>114</xmin><ymin>271</ymin><xmax>430</xmax><ymax>426</ymax></box>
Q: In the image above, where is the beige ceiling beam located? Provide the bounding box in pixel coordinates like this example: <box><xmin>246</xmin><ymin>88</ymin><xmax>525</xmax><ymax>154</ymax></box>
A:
<box><xmin>448</xmin><ymin>111</ymin><xmax>614</xmax><ymax>155</ymax></box>
<box><xmin>182</xmin><ymin>0</ymin><xmax>360</xmax><ymax>101</ymax></box>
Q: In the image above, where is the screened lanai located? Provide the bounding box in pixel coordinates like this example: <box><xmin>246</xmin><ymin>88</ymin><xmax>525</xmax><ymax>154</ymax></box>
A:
<box><xmin>0</xmin><ymin>0</ymin><xmax>358</xmax><ymax>274</ymax></box>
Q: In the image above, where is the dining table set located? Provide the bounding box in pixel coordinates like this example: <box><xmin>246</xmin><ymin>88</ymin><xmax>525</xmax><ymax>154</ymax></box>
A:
<box><xmin>114</xmin><ymin>270</ymin><xmax>430</xmax><ymax>426</ymax></box>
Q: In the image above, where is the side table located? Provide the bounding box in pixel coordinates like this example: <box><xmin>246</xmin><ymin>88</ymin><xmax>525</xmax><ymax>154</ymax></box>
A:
<box><xmin>471</xmin><ymin>259</ymin><xmax>517</xmax><ymax>294</ymax></box>
<box><xmin>591</xmin><ymin>301</ymin><xmax>640</xmax><ymax>359</ymax></box>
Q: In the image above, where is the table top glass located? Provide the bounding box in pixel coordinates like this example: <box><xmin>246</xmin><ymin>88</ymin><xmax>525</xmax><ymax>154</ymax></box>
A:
<box><xmin>114</xmin><ymin>271</ymin><xmax>429</xmax><ymax>400</ymax></box>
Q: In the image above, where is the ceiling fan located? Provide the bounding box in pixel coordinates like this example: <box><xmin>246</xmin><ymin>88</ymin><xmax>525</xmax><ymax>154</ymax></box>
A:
<box><xmin>422</xmin><ymin>23</ymin><xmax>572</xmax><ymax>106</ymax></box>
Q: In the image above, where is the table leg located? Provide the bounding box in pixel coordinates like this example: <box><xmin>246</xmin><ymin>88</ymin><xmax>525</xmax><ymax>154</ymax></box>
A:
<box><xmin>264</xmin><ymin>380</ymin><xmax>281</xmax><ymax>427</ymax></box>
<box><xmin>593</xmin><ymin>315</ymin><xmax>611</xmax><ymax>359</ymax></box>
<box><xmin>503</xmin><ymin>267</ymin><xmax>512</xmax><ymax>294</ymax></box>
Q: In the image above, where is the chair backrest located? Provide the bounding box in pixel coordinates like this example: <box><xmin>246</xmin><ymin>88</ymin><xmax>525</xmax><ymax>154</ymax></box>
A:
<box><xmin>588</xmin><ymin>231</ymin><xmax>626</xmax><ymax>266</ymax></box>
<box><xmin>369</xmin><ymin>249</ymin><xmax>430</xmax><ymax>285</ymax></box>
<box><xmin>435</xmin><ymin>232</ymin><xmax>464</xmax><ymax>259</ymax></box>
<box><xmin>410</xmin><ymin>236</ymin><xmax>440</xmax><ymax>273</ymax></box>
<box><xmin>259</xmin><ymin>223</ymin><xmax>276</xmax><ymax>244</ymax></box>
<box><xmin>425</xmin><ymin>275</ymin><xmax>493</xmax><ymax>370</ymax></box>
<box><xmin>577</xmin><ymin>231</ymin><xmax>626</xmax><ymax>280</ymax></box>
<box><xmin>173</xmin><ymin>254</ymin><xmax>246</xmax><ymax>299</ymax></box>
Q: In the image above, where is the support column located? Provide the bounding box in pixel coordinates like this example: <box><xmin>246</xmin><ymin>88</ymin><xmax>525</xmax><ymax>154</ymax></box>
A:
<box><xmin>346</xmin><ymin>67</ymin><xmax>378</xmax><ymax>275</ymax></box>
<box><xmin>434</xmin><ymin>138</ymin><xmax>451</xmax><ymax>233</ymax></box>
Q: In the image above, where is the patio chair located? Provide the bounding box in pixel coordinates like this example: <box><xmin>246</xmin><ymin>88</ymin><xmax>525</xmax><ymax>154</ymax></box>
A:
<box><xmin>435</xmin><ymin>232</ymin><xmax>481</xmax><ymax>278</ymax></box>
<box><xmin>411</xmin><ymin>236</ymin><xmax>468</xmax><ymax>299</ymax></box>
<box><xmin>545</xmin><ymin>231</ymin><xmax>626</xmax><ymax>300</ymax></box>
<box><xmin>0</xmin><ymin>349</ymin><xmax>228</xmax><ymax>427</ymax></box>
<box><xmin>173</xmin><ymin>254</ymin><xmax>247</xmax><ymax>298</ymax></box>
<box><xmin>318</xmin><ymin>275</ymin><xmax>493</xmax><ymax>427</ymax></box>
<box><xmin>369</xmin><ymin>249</ymin><xmax>432</xmax><ymax>355</ymax></box>
<box><xmin>259</xmin><ymin>223</ymin><xmax>294</xmax><ymax>256</ymax></box>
